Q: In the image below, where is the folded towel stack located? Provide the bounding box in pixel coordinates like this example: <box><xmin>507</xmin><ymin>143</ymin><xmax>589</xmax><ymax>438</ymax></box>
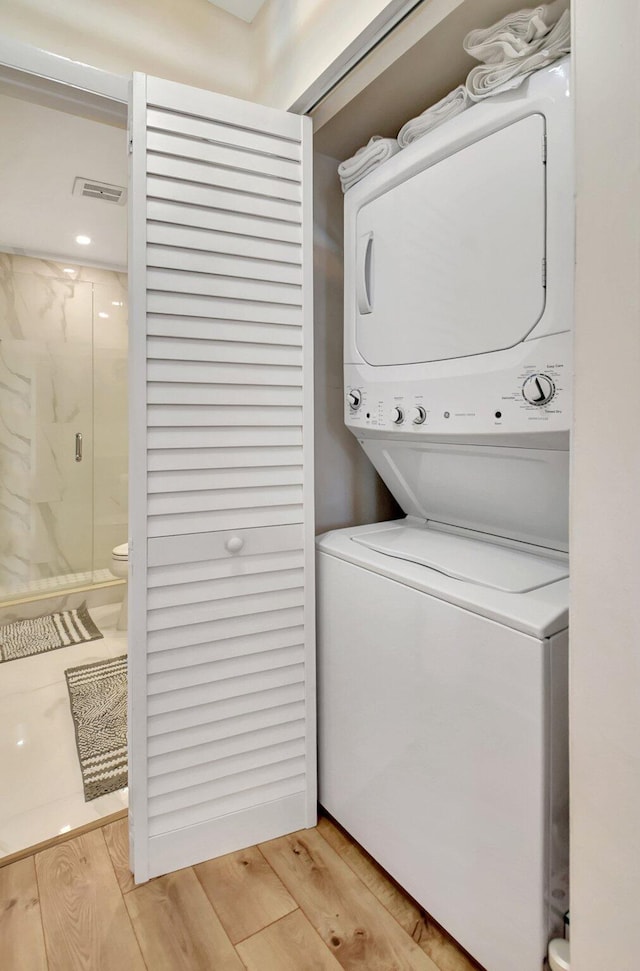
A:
<box><xmin>465</xmin><ymin>2</ymin><xmax>571</xmax><ymax>101</ymax></box>
<box><xmin>337</xmin><ymin>2</ymin><xmax>571</xmax><ymax>187</ymax></box>
<box><xmin>464</xmin><ymin>3</ymin><xmax>559</xmax><ymax>62</ymax></box>
<box><xmin>397</xmin><ymin>85</ymin><xmax>471</xmax><ymax>148</ymax></box>
<box><xmin>338</xmin><ymin>136</ymin><xmax>400</xmax><ymax>193</ymax></box>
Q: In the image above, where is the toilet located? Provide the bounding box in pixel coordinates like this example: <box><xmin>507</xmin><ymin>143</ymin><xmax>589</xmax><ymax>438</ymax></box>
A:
<box><xmin>548</xmin><ymin>940</ymin><xmax>570</xmax><ymax>971</ymax></box>
<box><xmin>111</xmin><ymin>542</ymin><xmax>128</xmax><ymax>630</ymax></box>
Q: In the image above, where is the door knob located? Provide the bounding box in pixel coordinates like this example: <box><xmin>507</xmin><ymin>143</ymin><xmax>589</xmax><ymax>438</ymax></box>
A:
<box><xmin>225</xmin><ymin>536</ymin><xmax>244</xmax><ymax>553</ymax></box>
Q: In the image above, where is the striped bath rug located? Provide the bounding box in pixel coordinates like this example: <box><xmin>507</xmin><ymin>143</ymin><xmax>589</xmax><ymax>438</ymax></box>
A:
<box><xmin>65</xmin><ymin>655</ymin><xmax>128</xmax><ymax>801</ymax></box>
<box><xmin>0</xmin><ymin>602</ymin><xmax>103</xmax><ymax>663</ymax></box>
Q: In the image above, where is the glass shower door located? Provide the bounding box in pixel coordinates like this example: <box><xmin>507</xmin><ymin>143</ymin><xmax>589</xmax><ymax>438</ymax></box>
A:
<box><xmin>0</xmin><ymin>262</ymin><xmax>94</xmax><ymax>600</ymax></box>
<box><xmin>92</xmin><ymin>278</ymin><xmax>128</xmax><ymax>581</ymax></box>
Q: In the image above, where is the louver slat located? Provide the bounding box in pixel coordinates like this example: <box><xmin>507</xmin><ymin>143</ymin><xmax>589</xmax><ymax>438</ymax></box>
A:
<box><xmin>149</xmin><ymin>718</ymin><xmax>306</xmax><ymax>778</ymax></box>
<box><xmin>147</xmin><ymin>200</ymin><xmax>302</xmax><ymax>244</ymax></box>
<box><xmin>147</xmin><ymin>625</ymin><xmax>305</xmax><ymax>674</ymax></box>
<box><xmin>146</xmin><ymin>293</ymin><xmax>302</xmax><ymax>325</ymax></box>
<box><xmin>147</xmin><ymin>402</ymin><xmax>303</xmax><ymax>425</ymax></box>
<box><xmin>147</xmin><ymin>445</ymin><xmax>301</xmax><ymax>472</ymax></box>
<box><xmin>148</xmin><ymin>466</ymin><xmax>304</xmax><ymax>494</ymax></box>
<box><xmin>147</xmin><ymin>337</ymin><xmax>302</xmax><ymax>366</ymax></box>
<box><xmin>147</xmin><ymin>223</ymin><xmax>300</xmax><ymax>263</ymax></box>
<box><xmin>148</xmin><ymin>682</ymin><xmax>306</xmax><ymax>740</ymax></box>
<box><xmin>146</xmin><ymin>321</ymin><xmax>303</xmax><ymax>348</ymax></box>
<box><xmin>146</xmin><ymin>268</ymin><xmax>302</xmax><ymax>305</ymax></box>
<box><xmin>147</xmin><ymin>699</ymin><xmax>306</xmax><ymax>757</ymax></box>
<box><xmin>146</xmin><ymin>131</ymin><xmax>300</xmax><ymax>182</ymax></box>
<box><xmin>128</xmin><ymin>72</ymin><xmax>314</xmax><ymax>882</ymax></box>
<box><xmin>147</xmin><ymin>173</ymin><xmax>300</xmax><ymax>220</ymax></box>
<box><xmin>146</xmin><ymin>108</ymin><xmax>302</xmax><ymax>162</ymax></box>
<box><xmin>146</xmin><ymin>246</ymin><xmax>303</xmax><ymax>285</ymax></box>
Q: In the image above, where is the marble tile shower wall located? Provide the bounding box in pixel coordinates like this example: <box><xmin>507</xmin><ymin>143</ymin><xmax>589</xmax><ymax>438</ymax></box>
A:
<box><xmin>0</xmin><ymin>253</ymin><xmax>128</xmax><ymax>600</ymax></box>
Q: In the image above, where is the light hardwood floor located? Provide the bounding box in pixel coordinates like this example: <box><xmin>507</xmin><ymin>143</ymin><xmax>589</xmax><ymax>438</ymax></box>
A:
<box><xmin>0</xmin><ymin>813</ymin><xmax>483</xmax><ymax>971</ymax></box>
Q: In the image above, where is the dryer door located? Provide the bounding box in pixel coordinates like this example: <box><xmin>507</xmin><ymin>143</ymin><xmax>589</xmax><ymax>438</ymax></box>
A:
<box><xmin>355</xmin><ymin>114</ymin><xmax>546</xmax><ymax>366</ymax></box>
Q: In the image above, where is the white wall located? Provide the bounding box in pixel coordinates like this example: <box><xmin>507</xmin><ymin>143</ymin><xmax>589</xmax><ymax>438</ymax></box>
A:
<box><xmin>252</xmin><ymin>0</ymin><xmax>394</xmax><ymax>108</ymax></box>
<box><xmin>0</xmin><ymin>94</ymin><xmax>127</xmax><ymax>267</ymax></box>
<box><xmin>313</xmin><ymin>152</ymin><xmax>398</xmax><ymax>533</ymax></box>
<box><xmin>0</xmin><ymin>0</ymin><xmax>254</xmax><ymax>97</ymax></box>
<box><xmin>571</xmin><ymin>0</ymin><xmax>640</xmax><ymax>966</ymax></box>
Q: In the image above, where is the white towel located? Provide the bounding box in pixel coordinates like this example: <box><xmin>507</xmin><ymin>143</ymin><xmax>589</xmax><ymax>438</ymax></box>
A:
<box><xmin>397</xmin><ymin>85</ymin><xmax>471</xmax><ymax>148</ymax></box>
<box><xmin>466</xmin><ymin>9</ymin><xmax>571</xmax><ymax>102</ymax></box>
<box><xmin>463</xmin><ymin>1</ymin><xmax>567</xmax><ymax>64</ymax></box>
<box><xmin>338</xmin><ymin>136</ymin><xmax>400</xmax><ymax>193</ymax></box>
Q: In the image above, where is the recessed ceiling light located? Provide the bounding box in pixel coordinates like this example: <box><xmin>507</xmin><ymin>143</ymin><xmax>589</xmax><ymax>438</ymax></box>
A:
<box><xmin>75</xmin><ymin>234</ymin><xmax>91</xmax><ymax>245</ymax></box>
<box><xmin>63</xmin><ymin>267</ymin><xmax>76</xmax><ymax>275</ymax></box>
<box><xmin>98</xmin><ymin>312</ymin><xmax>109</xmax><ymax>319</ymax></box>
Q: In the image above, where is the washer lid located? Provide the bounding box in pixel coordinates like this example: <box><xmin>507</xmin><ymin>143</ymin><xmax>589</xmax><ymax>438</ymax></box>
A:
<box><xmin>352</xmin><ymin>523</ymin><xmax>568</xmax><ymax>593</ymax></box>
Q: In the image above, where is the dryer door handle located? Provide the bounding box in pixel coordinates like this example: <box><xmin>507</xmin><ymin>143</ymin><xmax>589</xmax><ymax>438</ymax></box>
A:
<box><xmin>357</xmin><ymin>232</ymin><xmax>374</xmax><ymax>315</ymax></box>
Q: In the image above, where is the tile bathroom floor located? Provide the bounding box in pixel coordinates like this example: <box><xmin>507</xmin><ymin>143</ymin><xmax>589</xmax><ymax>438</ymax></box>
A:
<box><xmin>0</xmin><ymin>602</ymin><xmax>128</xmax><ymax>858</ymax></box>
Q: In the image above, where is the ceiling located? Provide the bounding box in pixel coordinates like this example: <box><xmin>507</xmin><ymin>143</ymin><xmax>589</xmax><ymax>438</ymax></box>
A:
<box><xmin>0</xmin><ymin>91</ymin><xmax>127</xmax><ymax>269</ymax></box>
<box><xmin>207</xmin><ymin>0</ymin><xmax>268</xmax><ymax>23</ymax></box>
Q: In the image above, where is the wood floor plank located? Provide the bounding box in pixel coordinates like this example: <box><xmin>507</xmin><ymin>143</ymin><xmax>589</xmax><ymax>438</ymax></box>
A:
<box><xmin>36</xmin><ymin>829</ymin><xmax>145</xmax><ymax>971</ymax></box>
<box><xmin>103</xmin><ymin>818</ymin><xmax>135</xmax><ymax>894</ymax></box>
<box><xmin>0</xmin><ymin>856</ymin><xmax>48</xmax><ymax>971</ymax></box>
<box><xmin>125</xmin><ymin>866</ymin><xmax>244</xmax><ymax>971</ymax></box>
<box><xmin>317</xmin><ymin>817</ymin><xmax>481</xmax><ymax>971</ymax></box>
<box><xmin>195</xmin><ymin>844</ymin><xmax>297</xmax><ymax>944</ymax></box>
<box><xmin>259</xmin><ymin>828</ymin><xmax>440</xmax><ymax>971</ymax></box>
<box><xmin>237</xmin><ymin>908</ymin><xmax>343</xmax><ymax>971</ymax></box>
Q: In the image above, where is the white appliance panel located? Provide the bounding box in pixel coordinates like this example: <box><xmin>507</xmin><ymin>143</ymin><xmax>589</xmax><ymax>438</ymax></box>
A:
<box><xmin>355</xmin><ymin>114</ymin><xmax>546</xmax><ymax>366</ymax></box>
<box><xmin>345</xmin><ymin>329</ymin><xmax>571</xmax><ymax>441</ymax></box>
<box><xmin>318</xmin><ymin>521</ymin><xmax>569</xmax><ymax>638</ymax></box>
<box><xmin>360</xmin><ymin>439</ymin><xmax>569</xmax><ymax>551</ymax></box>
<box><xmin>324</xmin><ymin>59</ymin><xmax>573</xmax><ymax>971</ymax></box>
<box><xmin>342</xmin><ymin>61</ymin><xmax>573</xmax><ymax>548</ymax></box>
<box><xmin>317</xmin><ymin>550</ymin><xmax>569</xmax><ymax>971</ymax></box>
<box><xmin>353</xmin><ymin>522</ymin><xmax>568</xmax><ymax>592</ymax></box>
<box><xmin>343</xmin><ymin>59</ymin><xmax>574</xmax><ymax>449</ymax></box>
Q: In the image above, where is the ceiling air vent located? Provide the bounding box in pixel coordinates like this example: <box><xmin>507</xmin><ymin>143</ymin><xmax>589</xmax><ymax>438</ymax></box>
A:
<box><xmin>72</xmin><ymin>177</ymin><xmax>127</xmax><ymax>206</ymax></box>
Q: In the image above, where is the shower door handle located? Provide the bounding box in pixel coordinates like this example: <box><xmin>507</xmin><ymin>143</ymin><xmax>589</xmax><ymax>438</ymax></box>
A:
<box><xmin>75</xmin><ymin>432</ymin><xmax>83</xmax><ymax>462</ymax></box>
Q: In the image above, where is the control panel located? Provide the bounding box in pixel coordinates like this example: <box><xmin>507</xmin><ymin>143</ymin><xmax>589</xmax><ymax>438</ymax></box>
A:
<box><xmin>344</xmin><ymin>337</ymin><xmax>571</xmax><ymax>438</ymax></box>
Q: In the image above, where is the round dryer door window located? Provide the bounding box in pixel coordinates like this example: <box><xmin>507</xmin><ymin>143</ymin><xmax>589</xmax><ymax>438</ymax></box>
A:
<box><xmin>354</xmin><ymin>114</ymin><xmax>547</xmax><ymax>366</ymax></box>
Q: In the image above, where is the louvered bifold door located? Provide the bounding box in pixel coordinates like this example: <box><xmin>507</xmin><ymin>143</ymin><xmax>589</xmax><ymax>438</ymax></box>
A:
<box><xmin>128</xmin><ymin>74</ymin><xmax>315</xmax><ymax>882</ymax></box>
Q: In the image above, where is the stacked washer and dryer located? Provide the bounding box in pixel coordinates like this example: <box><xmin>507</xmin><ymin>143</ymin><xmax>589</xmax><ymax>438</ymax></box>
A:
<box><xmin>317</xmin><ymin>59</ymin><xmax>572</xmax><ymax>971</ymax></box>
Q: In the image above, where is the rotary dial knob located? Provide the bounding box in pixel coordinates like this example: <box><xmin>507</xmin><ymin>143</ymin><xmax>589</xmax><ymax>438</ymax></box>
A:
<box><xmin>347</xmin><ymin>389</ymin><xmax>362</xmax><ymax>411</ymax></box>
<box><xmin>522</xmin><ymin>373</ymin><xmax>555</xmax><ymax>406</ymax></box>
<box><xmin>408</xmin><ymin>406</ymin><xmax>426</xmax><ymax>425</ymax></box>
<box><xmin>389</xmin><ymin>406</ymin><xmax>404</xmax><ymax>424</ymax></box>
